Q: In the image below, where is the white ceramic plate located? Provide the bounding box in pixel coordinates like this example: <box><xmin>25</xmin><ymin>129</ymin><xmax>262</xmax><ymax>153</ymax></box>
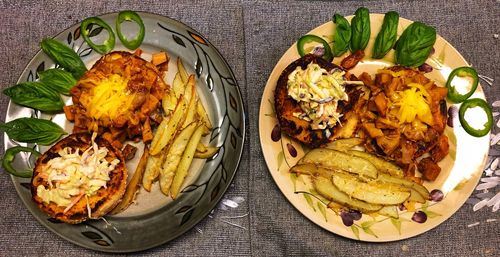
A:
<box><xmin>259</xmin><ymin>14</ymin><xmax>490</xmax><ymax>241</ymax></box>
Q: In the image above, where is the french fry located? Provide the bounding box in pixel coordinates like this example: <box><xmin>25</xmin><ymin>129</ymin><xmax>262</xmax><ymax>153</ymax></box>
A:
<box><xmin>162</xmin><ymin>89</ymin><xmax>177</xmax><ymax>116</ymax></box>
<box><xmin>159</xmin><ymin>122</ymin><xmax>198</xmax><ymax>196</ymax></box>
<box><xmin>194</xmin><ymin>146</ymin><xmax>219</xmax><ymax>159</ymax></box>
<box><xmin>150</xmin><ymin>95</ymin><xmax>187</xmax><ymax>155</ymax></box>
<box><xmin>172</xmin><ymin>72</ymin><xmax>185</xmax><ymax>99</ymax></box>
<box><xmin>196</xmin><ymin>142</ymin><xmax>208</xmax><ymax>153</ymax></box>
<box><xmin>110</xmin><ymin>147</ymin><xmax>150</xmax><ymax>214</ymax></box>
<box><xmin>170</xmin><ymin>124</ymin><xmax>205</xmax><ymax>199</ymax></box>
<box><xmin>177</xmin><ymin>57</ymin><xmax>189</xmax><ymax>83</ymax></box>
<box><xmin>196</xmin><ymin>100</ymin><xmax>212</xmax><ymax>131</ymax></box>
<box><xmin>142</xmin><ymin>150</ymin><xmax>165</xmax><ymax>192</ymax></box>
<box><xmin>183</xmin><ymin>74</ymin><xmax>195</xmax><ymax>104</ymax></box>
<box><xmin>182</xmin><ymin>76</ymin><xmax>198</xmax><ymax>129</ymax></box>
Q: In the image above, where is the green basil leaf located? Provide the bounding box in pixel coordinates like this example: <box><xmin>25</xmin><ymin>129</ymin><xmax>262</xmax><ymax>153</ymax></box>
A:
<box><xmin>40</xmin><ymin>38</ymin><xmax>87</xmax><ymax>79</ymax></box>
<box><xmin>0</xmin><ymin>117</ymin><xmax>66</xmax><ymax>145</ymax></box>
<box><xmin>372</xmin><ymin>11</ymin><xmax>399</xmax><ymax>59</ymax></box>
<box><xmin>395</xmin><ymin>21</ymin><xmax>436</xmax><ymax>67</ymax></box>
<box><xmin>3</xmin><ymin>82</ymin><xmax>64</xmax><ymax>112</ymax></box>
<box><xmin>38</xmin><ymin>68</ymin><xmax>76</xmax><ymax>95</ymax></box>
<box><xmin>332</xmin><ymin>14</ymin><xmax>352</xmax><ymax>57</ymax></box>
<box><xmin>350</xmin><ymin>7</ymin><xmax>371</xmax><ymax>52</ymax></box>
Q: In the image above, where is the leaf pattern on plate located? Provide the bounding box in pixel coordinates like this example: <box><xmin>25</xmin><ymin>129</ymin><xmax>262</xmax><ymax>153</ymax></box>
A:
<box><xmin>303</xmin><ymin>194</ymin><xmax>315</xmax><ymax>211</ymax></box>
<box><xmin>351</xmin><ymin>225</ymin><xmax>360</xmax><ymax>240</ymax></box>
<box><xmin>390</xmin><ymin>217</ymin><xmax>402</xmax><ymax>235</ymax></box>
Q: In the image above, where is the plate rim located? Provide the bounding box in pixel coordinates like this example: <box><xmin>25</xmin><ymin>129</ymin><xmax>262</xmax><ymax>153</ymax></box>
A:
<box><xmin>258</xmin><ymin>13</ymin><xmax>489</xmax><ymax>242</ymax></box>
<box><xmin>5</xmin><ymin>10</ymin><xmax>246</xmax><ymax>253</ymax></box>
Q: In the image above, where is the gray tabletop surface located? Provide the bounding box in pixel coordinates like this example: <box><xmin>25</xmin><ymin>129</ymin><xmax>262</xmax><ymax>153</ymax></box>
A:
<box><xmin>0</xmin><ymin>0</ymin><xmax>498</xmax><ymax>256</ymax></box>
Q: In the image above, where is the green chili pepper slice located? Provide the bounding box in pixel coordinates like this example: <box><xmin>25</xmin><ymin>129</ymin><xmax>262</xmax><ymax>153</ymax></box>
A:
<box><xmin>446</xmin><ymin>67</ymin><xmax>479</xmax><ymax>103</ymax></box>
<box><xmin>297</xmin><ymin>35</ymin><xmax>333</xmax><ymax>62</ymax></box>
<box><xmin>116</xmin><ymin>10</ymin><xmax>145</xmax><ymax>50</ymax></box>
<box><xmin>458</xmin><ymin>98</ymin><xmax>493</xmax><ymax>137</ymax></box>
<box><xmin>2</xmin><ymin>146</ymin><xmax>41</xmax><ymax>178</ymax></box>
<box><xmin>80</xmin><ymin>16</ymin><xmax>116</xmax><ymax>55</ymax></box>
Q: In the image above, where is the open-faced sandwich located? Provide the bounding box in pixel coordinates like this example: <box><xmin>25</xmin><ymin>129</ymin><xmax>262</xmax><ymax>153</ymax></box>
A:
<box><xmin>274</xmin><ymin>54</ymin><xmax>365</xmax><ymax>148</ymax></box>
<box><xmin>31</xmin><ymin>133</ymin><xmax>127</xmax><ymax>224</ymax></box>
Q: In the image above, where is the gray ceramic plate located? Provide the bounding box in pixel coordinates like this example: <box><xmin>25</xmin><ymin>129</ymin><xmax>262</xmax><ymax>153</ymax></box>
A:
<box><xmin>4</xmin><ymin>12</ymin><xmax>245</xmax><ymax>252</ymax></box>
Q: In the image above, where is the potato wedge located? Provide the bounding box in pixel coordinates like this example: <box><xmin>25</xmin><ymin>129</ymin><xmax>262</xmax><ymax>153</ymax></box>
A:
<box><xmin>324</xmin><ymin>138</ymin><xmax>364</xmax><ymax>151</ymax></box>
<box><xmin>150</xmin><ymin>95</ymin><xmax>187</xmax><ymax>155</ymax></box>
<box><xmin>110</xmin><ymin>147</ymin><xmax>149</xmax><ymax>214</ymax></box>
<box><xmin>290</xmin><ymin>163</ymin><xmax>318</xmax><ymax>176</ymax></box>
<box><xmin>142</xmin><ymin>150</ymin><xmax>165</xmax><ymax>192</ymax></box>
<box><xmin>332</xmin><ymin>172</ymin><xmax>410</xmax><ymax>205</ymax></box>
<box><xmin>377</xmin><ymin>205</ymin><xmax>399</xmax><ymax>218</ymax></box>
<box><xmin>348</xmin><ymin>150</ymin><xmax>404</xmax><ymax>178</ymax></box>
<box><xmin>313</xmin><ymin>176</ymin><xmax>382</xmax><ymax>213</ymax></box>
<box><xmin>194</xmin><ymin>146</ymin><xmax>219</xmax><ymax>159</ymax></box>
<box><xmin>159</xmin><ymin>122</ymin><xmax>198</xmax><ymax>196</ymax></box>
<box><xmin>177</xmin><ymin>57</ymin><xmax>189</xmax><ymax>83</ymax></box>
<box><xmin>170</xmin><ymin>124</ymin><xmax>205</xmax><ymax>199</ymax></box>
<box><xmin>377</xmin><ymin>173</ymin><xmax>430</xmax><ymax>200</ymax></box>
<box><xmin>408</xmin><ymin>188</ymin><xmax>426</xmax><ymax>203</ymax></box>
<box><xmin>298</xmin><ymin>148</ymin><xmax>378</xmax><ymax>179</ymax></box>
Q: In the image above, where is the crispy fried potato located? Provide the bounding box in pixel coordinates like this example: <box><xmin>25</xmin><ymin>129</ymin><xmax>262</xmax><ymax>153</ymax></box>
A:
<box><xmin>290</xmin><ymin>163</ymin><xmax>318</xmax><ymax>176</ymax></box>
<box><xmin>194</xmin><ymin>146</ymin><xmax>219</xmax><ymax>159</ymax></box>
<box><xmin>348</xmin><ymin>150</ymin><xmax>404</xmax><ymax>178</ymax></box>
<box><xmin>408</xmin><ymin>188</ymin><xmax>426</xmax><ymax>203</ymax></box>
<box><xmin>196</xmin><ymin>100</ymin><xmax>212</xmax><ymax>131</ymax></box>
<box><xmin>183</xmin><ymin>74</ymin><xmax>196</xmax><ymax>105</ymax></box>
<box><xmin>159</xmin><ymin>122</ymin><xmax>198</xmax><ymax>196</ymax></box>
<box><xmin>110</xmin><ymin>147</ymin><xmax>150</xmax><ymax>214</ymax></box>
<box><xmin>313</xmin><ymin>176</ymin><xmax>383</xmax><ymax>213</ymax></box>
<box><xmin>182</xmin><ymin>77</ymin><xmax>198</xmax><ymax>129</ymax></box>
<box><xmin>162</xmin><ymin>89</ymin><xmax>177</xmax><ymax>116</ymax></box>
<box><xmin>170</xmin><ymin>124</ymin><xmax>205</xmax><ymax>199</ymax></box>
<box><xmin>177</xmin><ymin>57</ymin><xmax>189</xmax><ymax>83</ymax></box>
<box><xmin>196</xmin><ymin>142</ymin><xmax>208</xmax><ymax>153</ymax></box>
<box><xmin>324</xmin><ymin>138</ymin><xmax>364</xmax><ymax>151</ymax></box>
<box><xmin>332</xmin><ymin>172</ymin><xmax>410</xmax><ymax>205</ymax></box>
<box><xmin>142</xmin><ymin>150</ymin><xmax>165</xmax><ymax>192</ymax></box>
<box><xmin>172</xmin><ymin>72</ymin><xmax>185</xmax><ymax>99</ymax></box>
<box><xmin>377</xmin><ymin>205</ymin><xmax>399</xmax><ymax>218</ymax></box>
<box><xmin>150</xmin><ymin>95</ymin><xmax>187</xmax><ymax>155</ymax></box>
<box><xmin>298</xmin><ymin>148</ymin><xmax>378</xmax><ymax>179</ymax></box>
<box><xmin>377</xmin><ymin>173</ymin><xmax>430</xmax><ymax>200</ymax></box>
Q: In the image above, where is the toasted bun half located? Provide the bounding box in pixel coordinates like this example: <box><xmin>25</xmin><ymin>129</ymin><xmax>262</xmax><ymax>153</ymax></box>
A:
<box><xmin>31</xmin><ymin>133</ymin><xmax>127</xmax><ymax>224</ymax></box>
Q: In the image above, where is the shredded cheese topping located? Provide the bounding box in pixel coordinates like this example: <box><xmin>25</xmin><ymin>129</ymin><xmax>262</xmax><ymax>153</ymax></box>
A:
<box><xmin>82</xmin><ymin>74</ymin><xmax>136</xmax><ymax>120</ymax></box>
<box><xmin>36</xmin><ymin>134</ymin><xmax>119</xmax><ymax>213</ymax></box>
<box><xmin>392</xmin><ymin>83</ymin><xmax>434</xmax><ymax>125</ymax></box>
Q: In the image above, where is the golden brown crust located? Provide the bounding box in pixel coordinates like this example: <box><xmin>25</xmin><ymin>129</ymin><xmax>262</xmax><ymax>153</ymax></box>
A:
<box><xmin>31</xmin><ymin>133</ymin><xmax>127</xmax><ymax>224</ymax></box>
<box><xmin>274</xmin><ymin>54</ymin><xmax>361</xmax><ymax>148</ymax></box>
